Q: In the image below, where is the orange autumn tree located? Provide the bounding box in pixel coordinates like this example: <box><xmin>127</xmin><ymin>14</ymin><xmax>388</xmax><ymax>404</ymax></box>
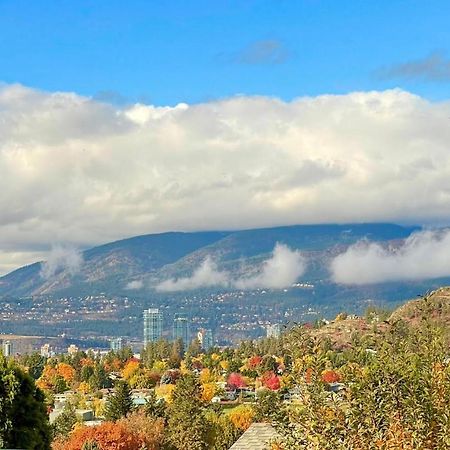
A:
<box><xmin>118</xmin><ymin>410</ymin><xmax>165</xmax><ymax>450</ymax></box>
<box><xmin>122</xmin><ymin>360</ymin><xmax>140</xmax><ymax>380</ymax></box>
<box><xmin>56</xmin><ymin>363</ymin><xmax>75</xmax><ymax>383</ymax></box>
<box><xmin>52</xmin><ymin>421</ymin><xmax>143</xmax><ymax>450</ymax></box>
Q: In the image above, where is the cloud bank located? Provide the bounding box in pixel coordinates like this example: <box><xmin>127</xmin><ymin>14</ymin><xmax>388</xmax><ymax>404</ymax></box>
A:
<box><xmin>125</xmin><ymin>280</ymin><xmax>144</xmax><ymax>290</ymax></box>
<box><xmin>331</xmin><ymin>230</ymin><xmax>450</xmax><ymax>285</ymax></box>
<box><xmin>233</xmin><ymin>243</ymin><xmax>305</xmax><ymax>289</ymax></box>
<box><xmin>156</xmin><ymin>243</ymin><xmax>305</xmax><ymax>291</ymax></box>
<box><xmin>1</xmin><ymin>84</ymin><xmax>450</xmax><ymax>273</ymax></box>
<box><xmin>156</xmin><ymin>257</ymin><xmax>229</xmax><ymax>292</ymax></box>
<box><xmin>40</xmin><ymin>245</ymin><xmax>83</xmax><ymax>279</ymax></box>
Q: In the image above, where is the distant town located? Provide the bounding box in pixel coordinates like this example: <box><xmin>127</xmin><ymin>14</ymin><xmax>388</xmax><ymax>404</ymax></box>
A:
<box><xmin>0</xmin><ymin>305</ymin><xmax>285</xmax><ymax>358</ymax></box>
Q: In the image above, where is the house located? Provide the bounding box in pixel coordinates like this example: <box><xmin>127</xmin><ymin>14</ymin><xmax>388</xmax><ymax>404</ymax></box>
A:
<box><xmin>229</xmin><ymin>423</ymin><xmax>280</xmax><ymax>449</ymax></box>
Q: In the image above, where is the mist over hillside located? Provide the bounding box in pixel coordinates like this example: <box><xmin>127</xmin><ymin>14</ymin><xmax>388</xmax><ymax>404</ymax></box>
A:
<box><xmin>0</xmin><ymin>223</ymin><xmax>419</xmax><ymax>299</ymax></box>
<box><xmin>4</xmin><ymin>222</ymin><xmax>450</xmax><ymax>342</ymax></box>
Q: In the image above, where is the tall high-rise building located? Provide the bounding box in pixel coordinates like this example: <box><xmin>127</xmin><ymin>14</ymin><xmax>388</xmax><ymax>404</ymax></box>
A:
<box><xmin>266</xmin><ymin>323</ymin><xmax>282</xmax><ymax>339</ymax></box>
<box><xmin>173</xmin><ymin>313</ymin><xmax>190</xmax><ymax>348</ymax></box>
<box><xmin>144</xmin><ymin>308</ymin><xmax>163</xmax><ymax>345</ymax></box>
<box><xmin>2</xmin><ymin>340</ymin><xmax>12</xmax><ymax>357</ymax></box>
<box><xmin>197</xmin><ymin>328</ymin><xmax>214</xmax><ymax>350</ymax></box>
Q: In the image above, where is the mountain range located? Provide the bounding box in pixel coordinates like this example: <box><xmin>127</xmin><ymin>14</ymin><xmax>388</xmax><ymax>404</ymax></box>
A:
<box><xmin>0</xmin><ymin>223</ymin><xmax>422</xmax><ymax>299</ymax></box>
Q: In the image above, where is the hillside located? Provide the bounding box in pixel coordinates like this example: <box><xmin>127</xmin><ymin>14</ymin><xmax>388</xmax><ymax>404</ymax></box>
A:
<box><xmin>389</xmin><ymin>286</ymin><xmax>450</xmax><ymax>327</ymax></box>
<box><xmin>306</xmin><ymin>287</ymin><xmax>450</xmax><ymax>350</ymax></box>
<box><xmin>0</xmin><ymin>231</ymin><xmax>229</xmax><ymax>297</ymax></box>
<box><xmin>0</xmin><ymin>223</ymin><xmax>419</xmax><ymax>299</ymax></box>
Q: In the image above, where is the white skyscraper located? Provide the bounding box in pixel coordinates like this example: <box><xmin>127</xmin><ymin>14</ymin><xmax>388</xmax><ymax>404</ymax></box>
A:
<box><xmin>2</xmin><ymin>340</ymin><xmax>12</xmax><ymax>357</ymax></box>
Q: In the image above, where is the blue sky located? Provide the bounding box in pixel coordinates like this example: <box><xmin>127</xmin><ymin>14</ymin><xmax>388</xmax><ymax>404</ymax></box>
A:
<box><xmin>1</xmin><ymin>0</ymin><xmax>450</xmax><ymax>105</ymax></box>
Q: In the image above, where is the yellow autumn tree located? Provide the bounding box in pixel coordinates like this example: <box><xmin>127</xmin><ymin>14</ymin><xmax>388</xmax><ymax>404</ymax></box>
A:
<box><xmin>155</xmin><ymin>383</ymin><xmax>175</xmax><ymax>404</ymax></box>
<box><xmin>201</xmin><ymin>382</ymin><xmax>217</xmax><ymax>402</ymax></box>
<box><xmin>229</xmin><ymin>405</ymin><xmax>255</xmax><ymax>431</ymax></box>
<box><xmin>122</xmin><ymin>360</ymin><xmax>140</xmax><ymax>380</ymax></box>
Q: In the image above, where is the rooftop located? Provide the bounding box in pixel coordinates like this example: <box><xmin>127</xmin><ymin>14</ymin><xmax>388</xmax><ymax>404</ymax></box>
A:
<box><xmin>229</xmin><ymin>423</ymin><xmax>280</xmax><ymax>450</ymax></box>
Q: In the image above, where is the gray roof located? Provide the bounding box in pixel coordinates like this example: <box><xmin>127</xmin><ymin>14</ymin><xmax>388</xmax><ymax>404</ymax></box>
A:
<box><xmin>229</xmin><ymin>423</ymin><xmax>280</xmax><ymax>450</ymax></box>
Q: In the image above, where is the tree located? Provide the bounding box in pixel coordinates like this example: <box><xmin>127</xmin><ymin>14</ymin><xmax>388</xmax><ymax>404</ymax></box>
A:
<box><xmin>51</xmin><ymin>404</ymin><xmax>78</xmax><ymax>440</ymax></box>
<box><xmin>254</xmin><ymin>389</ymin><xmax>285</xmax><ymax>423</ymax></box>
<box><xmin>52</xmin><ymin>422</ymin><xmax>143</xmax><ymax>450</ymax></box>
<box><xmin>227</xmin><ymin>372</ymin><xmax>246</xmax><ymax>389</ymax></box>
<box><xmin>166</xmin><ymin>375</ymin><xmax>209</xmax><ymax>450</ymax></box>
<box><xmin>119</xmin><ymin>410</ymin><xmax>165</xmax><ymax>450</ymax></box>
<box><xmin>56</xmin><ymin>362</ymin><xmax>75</xmax><ymax>383</ymax></box>
<box><xmin>228</xmin><ymin>404</ymin><xmax>254</xmax><ymax>431</ymax></box>
<box><xmin>205</xmin><ymin>411</ymin><xmax>242</xmax><ymax>450</ymax></box>
<box><xmin>89</xmin><ymin>364</ymin><xmax>110</xmax><ymax>390</ymax></box>
<box><xmin>144</xmin><ymin>390</ymin><xmax>167</xmax><ymax>420</ymax></box>
<box><xmin>186</xmin><ymin>338</ymin><xmax>202</xmax><ymax>357</ymax></box>
<box><xmin>261</xmin><ymin>371</ymin><xmax>281</xmax><ymax>390</ymax></box>
<box><xmin>0</xmin><ymin>355</ymin><xmax>51</xmax><ymax>450</ymax></box>
<box><xmin>104</xmin><ymin>380</ymin><xmax>134</xmax><ymax>421</ymax></box>
<box><xmin>21</xmin><ymin>352</ymin><xmax>46</xmax><ymax>379</ymax></box>
<box><xmin>169</xmin><ymin>338</ymin><xmax>184</xmax><ymax>368</ymax></box>
<box><xmin>80</xmin><ymin>364</ymin><xmax>94</xmax><ymax>383</ymax></box>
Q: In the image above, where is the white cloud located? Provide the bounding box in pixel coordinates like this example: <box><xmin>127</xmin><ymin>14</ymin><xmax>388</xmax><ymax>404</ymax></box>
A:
<box><xmin>125</xmin><ymin>280</ymin><xmax>144</xmax><ymax>290</ymax></box>
<box><xmin>40</xmin><ymin>245</ymin><xmax>83</xmax><ymax>279</ymax></box>
<box><xmin>233</xmin><ymin>243</ymin><xmax>305</xmax><ymax>289</ymax></box>
<box><xmin>156</xmin><ymin>257</ymin><xmax>229</xmax><ymax>291</ymax></box>
<box><xmin>156</xmin><ymin>243</ymin><xmax>305</xmax><ymax>291</ymax></box>
<box><xmin>1</xmin><ymin>83</ymin><xmax>450</xmax><ymax>273</ymax></box>
<box><xmin>331</xmin><ymin>229</ymin><xmax>450</xmax><ymax>285</ymax></box>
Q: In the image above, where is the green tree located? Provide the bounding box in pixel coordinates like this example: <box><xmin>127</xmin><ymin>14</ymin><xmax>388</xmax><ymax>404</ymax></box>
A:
<box><xmin>80</xmin><ymin>364</ymin><xmax>94</xmax><ymax>382</ymax></box>
<box><xmin>21</xmin><ymin>352</ymin><xmax>46</xmax><ymax>379</ymax></box>
<box><xmin>166</xmin><ymin>375</ymin><xmax>209</xmax><ymax>450</ymax></box>
<box><xmin>104</xmin><ymin>380</ymin><xmax>134</xmax><ymax>421</ymax></box>
<box><xmin>144</xmin><ymin>390</ymin><xmax>167</xmax><ymax>420</ymax></box>
<box><xmin>205</xmin><ymin>411</ymin><xmax>241</xmax><ymax>450</ymax></box>
<box><xmin>169</xmin><ymin>338</ymin><xmax>184</xmax><ymax>368</ymax></box>
<box><xmin>89</xmin><ymin>364</ymin><xmax>111</xmax><ymax>390</ymax></box>
<box><xmin>0</xmin><ymin>355</ymin><xmax>51</xmax><ymax>450</ymax></box>
<box><xmin>254</xmin><ymin>389</ymin><xmax>285</xmax><ymax>423</ymax></box>
<box><xmin>51</xmin><ymin>403</ymin><xmax>78</xmax><ymax>440</ymax></box>
<box><xmin>186</xmin><ymin>338</ymin><xmax>202</xmax><ymax>358</ymax></box>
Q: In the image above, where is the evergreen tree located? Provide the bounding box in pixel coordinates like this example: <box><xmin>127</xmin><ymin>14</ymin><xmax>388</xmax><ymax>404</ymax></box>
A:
<box><xmin>166</xmin><ymin>375</ymin><xmax>209</xmax><ymax>450</ymax></box>
<box><xmin>0</xmin><ymin>355</ymin><xmax>51</xmax><ymax>450</ymax></box>
<box><xmin>80</xmin><ymin>364</ymin><xmax>94</xmax><ymax>382</ymax></box>
<box><xmin>169</xmin><ymin>338</ymin><xmax>184</xmax><ymax>368</ymax></box>
<box><xmin>90</xmin><ymin>364</ymin><xmax>111</xmax><ymax>390</ymax></box>
<box><xmin>104</xmin><ymin>380</ymin><xmax>134</xmax><ymax>421</ymax></box>
<box><xmin>51</xmin><ymin>404</ymin><xmax>78</xmax><ymax>440</ymax></box>
<box><xmin>186</xmin><ymin>338</ymin><xmax>201</xmax><ymax>357</ymax></box>
<box><xmin>21</xmin><ymin>352</ymin><xmax>46</xmax><ymax>379</ymax></box>
<box><xmin>144</xmin><ymin>390</ymin><xmax>167</xmax><ymax>420</ymax></box>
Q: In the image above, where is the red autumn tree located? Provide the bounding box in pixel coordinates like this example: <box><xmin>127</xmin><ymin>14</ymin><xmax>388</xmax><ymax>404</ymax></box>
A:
<box><xmin>248</xmin><ymin>355</ymin><xmax>263</xmax><ymax>369</ymax></box>
<box><xmin>321</xmin><ymin>369</ymin><xmax>341</xmax><ymax>383</ymax></box>
<box><xmin>227</xmin><ymin>372</ymin><xmax>246</xmax><ymax>389</ymax></box>
<box><xmin>261</xmin><ymin>371</ymin><xmax>280</xmax><ymax>390</ymax></box>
